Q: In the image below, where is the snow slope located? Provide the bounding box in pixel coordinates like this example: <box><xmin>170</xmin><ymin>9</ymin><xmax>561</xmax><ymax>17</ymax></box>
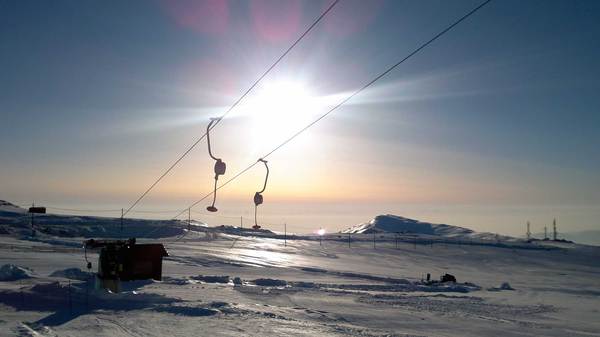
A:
<box><xmin>1</xmin><ymin>203</ymin><xmax>599</xmax><ymax>336</ymax></box>
<box><xmin>0</xmin><ymin>229</ymin><xmax>599</xmax><ymax>336</ymax></box>
<box><xmin>0</xmin><ymin>200</ymin><xmax>26</xmax><ymax>215</ymax></box>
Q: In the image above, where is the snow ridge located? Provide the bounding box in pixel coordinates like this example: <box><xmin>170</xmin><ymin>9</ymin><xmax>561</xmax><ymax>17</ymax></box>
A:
<box><xmin>341</xmin><ymin>214</ymin><xmax>475</xmax><ymax>237</ymax></box>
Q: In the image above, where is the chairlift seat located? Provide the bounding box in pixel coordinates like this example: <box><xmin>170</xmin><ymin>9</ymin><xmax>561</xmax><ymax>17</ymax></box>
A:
<box><xmin>254</xmin><ymin>192</ymin><xmax>263</xmax><ymax>206</ymax></box>
<box><xmin>214</xmin><ymin>159</ymin><xmax>226</xmax><ymax>176</ymax></box>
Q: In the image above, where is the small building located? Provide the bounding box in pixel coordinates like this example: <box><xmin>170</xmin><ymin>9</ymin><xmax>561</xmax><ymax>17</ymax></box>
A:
<box><xmin>85</xmin><ymin>238</ymin><xmax>168</xmax><ymax>292</ymax></box>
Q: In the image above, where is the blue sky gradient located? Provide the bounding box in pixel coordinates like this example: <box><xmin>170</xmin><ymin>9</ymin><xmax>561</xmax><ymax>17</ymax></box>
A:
<box><xmin>1</xmin><ymin>0</ymin><xmax>599</xmax><ymax>234</ymax></box>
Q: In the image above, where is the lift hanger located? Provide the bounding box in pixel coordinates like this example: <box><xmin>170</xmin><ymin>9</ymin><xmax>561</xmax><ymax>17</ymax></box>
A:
<box><xmin>253</xmin><ymin>159</ymin><xmax>269</xmax><ymax>230</ymax></box>
<box><xmin>206</xmin><ymin>118</ymin><xmax>226</xmax><ymax>212</ymax></box>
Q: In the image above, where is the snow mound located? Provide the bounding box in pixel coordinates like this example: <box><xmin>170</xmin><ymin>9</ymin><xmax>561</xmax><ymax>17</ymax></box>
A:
<box><xmin>341</xmin><ymin>214</ymin><xmax>474</xmax><ymax>237</ymax></box>
<box><xmin>253</xmin><ymin>278</ymin><xmax>287</xmax><ymax>287</ymax></box>
<box><xmin>0</xmin><ymin>264</ymin><xmax>34</xmax><ymax>281</ymax></box>
<box><xmin>30</xmin><ymin>281</ymin><xmax>70</xmax><ymax>294</ymax></box>
<box><xmin>50</xmin><ymin>268</ymin><xmax>91</xmax><ymax>281</ymax></box>
<box><xmin>191</xmin><ymin>275</ymin><xmax>230</xmax><ymax>284</ymax></box>
<box><xmin>488</xmin><ymin>282</ymin><xmax>515</xmax><ymax>291</ymax></box>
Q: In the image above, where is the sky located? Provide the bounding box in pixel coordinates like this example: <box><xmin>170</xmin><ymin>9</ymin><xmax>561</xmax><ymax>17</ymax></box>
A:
<box><xmin>1</xmin><ymin>0</ymin><xmax>599</xmax><ymax>236</ymax></box>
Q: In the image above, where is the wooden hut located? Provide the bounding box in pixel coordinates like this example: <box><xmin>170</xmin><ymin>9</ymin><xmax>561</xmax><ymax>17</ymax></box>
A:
<box><xmin>85</xmin><ymin>238</ymin><xmax>168</xmax><ymax>291</ymax></box>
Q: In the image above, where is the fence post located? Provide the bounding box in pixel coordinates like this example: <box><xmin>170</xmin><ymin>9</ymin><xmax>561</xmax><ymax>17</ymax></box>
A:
<box><xmin>373</xmin><ymin>232</ymin><xmax>376</xmax><ymax>249</ymax></box>
<box><xmin>68</xmin><ymin>280</ymin><xmax>72</xmax><ymax>313</ymax></box>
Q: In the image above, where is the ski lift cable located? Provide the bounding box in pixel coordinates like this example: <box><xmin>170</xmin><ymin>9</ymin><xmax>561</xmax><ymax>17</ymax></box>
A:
<box><xmin>121</xmin><ymin>0</ymin><xmax>342</xmax><ymax>218</ymax></box>
<box><xmin>126</xmin><ymin>209</ymin><xmax>184</xmax><ymax>214</ymax></box>
<box><xmin>15</xmin><ymin>204</ymin><xmax>122</xmax><ymax>213</ymax></box>
<box><xmin>189</xmin><ymin>210</ymin><xmax>248</xmax><ymax>220</ymax></box>
<box><xmin>45</xmin><ymin>206</ymin><xmax>181</xmax><ymax>214</ymax></box>
<box><xmin>14</xmin><ymin>201</ymin><xmax>179</xmax><ymax>214</ymax></box>
<box><xmin>14</xmin><ymin>204</ymin><xmax>175</xmax><ymax>216</ymax></box>
<box><xmin>172</xmin><ymin>0</ymin><xmax>493</xmax><ymax>220</ymax></box>
<box><xmin>45</xmin><ymin>206</ymin><xmax>121</xmax><ymax>213</ymax></box>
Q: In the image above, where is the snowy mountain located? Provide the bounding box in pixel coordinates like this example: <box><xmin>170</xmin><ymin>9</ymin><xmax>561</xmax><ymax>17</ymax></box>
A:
<box><xmin>0</xmin><ymin>200</ymin><xmax>26</xmax><ymax>214</ymax></box>
<box><xmin>341</xmin><ymin>214</ymin><xmax>475</xmax><ymax>236</ymax></box>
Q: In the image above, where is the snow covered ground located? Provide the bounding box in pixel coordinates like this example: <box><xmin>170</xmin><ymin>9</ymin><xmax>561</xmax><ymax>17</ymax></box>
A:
<box><xmin>1</xmin><ymin>226</ymin><xmax>600</xmax><ymax>337</ymax></box>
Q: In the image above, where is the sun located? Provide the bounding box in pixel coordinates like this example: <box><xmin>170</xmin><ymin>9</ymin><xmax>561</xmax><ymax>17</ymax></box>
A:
<box><xmin>255</xmin><ymin>81</ymin><xmax>314</xmax><ymax>118</ymax></box>
<box><xmin>241</xmin><ymin>80</ymin><xmax>321</xmax><ymax>150</ymax></box>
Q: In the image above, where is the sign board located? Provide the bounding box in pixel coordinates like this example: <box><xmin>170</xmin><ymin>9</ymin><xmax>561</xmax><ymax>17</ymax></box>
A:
<box><xmin>28</xmin><ymin>207</ymin><xmax>46</xmax><ymax>214</ymax></box>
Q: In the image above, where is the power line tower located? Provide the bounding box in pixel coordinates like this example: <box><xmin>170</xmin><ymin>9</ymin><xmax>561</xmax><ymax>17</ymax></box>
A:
<box><xmin>526</xmin><ymin>221</ymin><xmax>531</xmax><ymax>240</ymax></box>
<box><xmin>553</xmin><ymin>218</ymin><xmax>557</xmax><ymax>241</ymax></box>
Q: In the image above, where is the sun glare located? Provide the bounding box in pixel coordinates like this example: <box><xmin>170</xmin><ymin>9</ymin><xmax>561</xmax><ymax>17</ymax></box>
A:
<box><xmin>241</xmin><ymin>80</ymin><xmax>322</xmax><ymax>150</ymax></box>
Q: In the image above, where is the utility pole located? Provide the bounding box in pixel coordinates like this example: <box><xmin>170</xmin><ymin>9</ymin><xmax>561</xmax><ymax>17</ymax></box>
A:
<box><xmin>526</xmin><ymin>221</ymin><xmax>531</xmax><ymax>240</ymax></box>
<box><xmin>31</xmin><ymin>202</ymin><xmax>35</xmax><ymax>236</ymax></box>
<box><xmin>553</xmin><ymin>218</ymin><xmax>557</xmax><ymax>241</ymax></box>
<box><xmin>240</xmin><ymin>216</ymin><xmax>243</xmax><ymax>229</ymax></box>
<box><xmin>544</xmin><ymin>226</ymin><xmax>548</xmax><ymax>240</ymax></box>
<box><xmin>120</xmin><ymin>208</ymin><xmax>124</xmax><ymax>232</ymax></box>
